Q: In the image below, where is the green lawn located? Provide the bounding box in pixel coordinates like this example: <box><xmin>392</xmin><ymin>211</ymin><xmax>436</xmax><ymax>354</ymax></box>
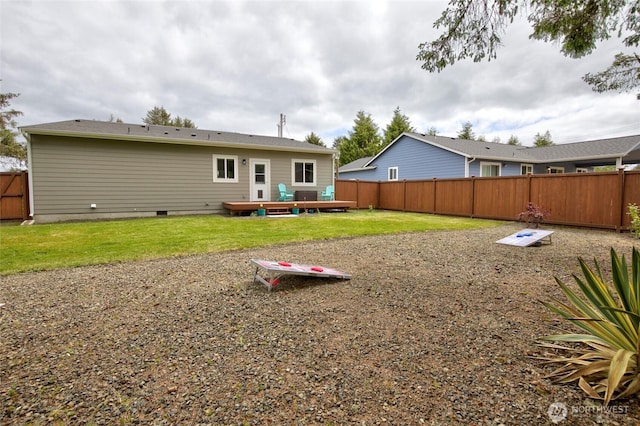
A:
<box><xmin>0</xmin><ymin>210</ymin><xmax>503</xmax><ymax>275</ymax></box>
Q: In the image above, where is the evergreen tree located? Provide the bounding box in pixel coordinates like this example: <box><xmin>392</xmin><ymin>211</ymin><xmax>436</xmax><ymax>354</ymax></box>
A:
<box><xmin>507</xmin><ymin>135</ymin><xmax>521</xmax><ymax>146</ymax></box>
<box><xmin>0</xmin><ymin>86</ymin><xmax>26</xmax><ymax>169</ymax></box>
<box><xmin>143</xmin><ymin>106</ymin><xmax>196</xmax><ymax>128</ymax></box>
<box><xmin>382</xmin><ymin>106</ymin><xmax>415</xmax><ymax>147</ymax></box>
<box><xmin>457</xmin><ymin>121</ymin><xmax>476</xmax><ymax>140</ymax></box>
<box><xmin>304</xmin><ymin>132</ymin><xmax>325</xmax><ymax>147</ymax></box>
<box><xmin>332</xmin><ymin>135</ymin><xmax>348</xmax><ymax>151</ymax></box>
<box><xmin>533</xmin><ymin>130</ymin><xmax>554</xmax><ymax>147</ymax></box>
<box><xmin>425</xmin><ymin>126</ymin><xmax>438</xmax><ymax>136</ymax></box>
<box><xmin>337</xmin><ymin>111</ymin><xmax>382</xmax><ymax>166</ymax></box>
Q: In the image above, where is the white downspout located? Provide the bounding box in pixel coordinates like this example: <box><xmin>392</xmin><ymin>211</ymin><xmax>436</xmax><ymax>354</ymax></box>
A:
<box><xmin>465</xmin><ymin>157</ymin><xmax>476</xmax><ymax>178</ymax></box>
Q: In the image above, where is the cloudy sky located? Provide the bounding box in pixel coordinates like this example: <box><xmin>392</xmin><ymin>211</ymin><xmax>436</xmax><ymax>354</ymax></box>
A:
<box><xmin>2</xmin><ymin>0</ymin><xmax>638</xmax><ymax>148</ymax></box>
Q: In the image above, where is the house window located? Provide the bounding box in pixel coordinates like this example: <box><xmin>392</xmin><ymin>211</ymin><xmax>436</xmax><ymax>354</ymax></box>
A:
<box><xmin>547</xmin><ymin>166</ymin><xmax>565</xmax><ymax>174</ymax></box>
<box><xmin>213</xmin><ymin>155</ymin><xmax>238</xmax><ymax>183</ymax></box>
<box><xmin>292</xmin><ymin>159</ymin><xmax>316</xmax><ymax>185</ymax></box>
<box><xmin>576</xmin><ymin>167</ymin><xmax>589</xmax><ymax>173</ymax></box>
<box><xmin>388</xmin><ymin>167</ymin><xmax>398</xmax><ymax>181</ymax></box>
<box><xmin>480</xmin><ymin>162</ymin><xmax>501</xmax><ymax>177</ymax></box>
<box><xmin>520</xmin><ymin>164</ymin><xmax>533</xmax><ymax>175</ymax></box>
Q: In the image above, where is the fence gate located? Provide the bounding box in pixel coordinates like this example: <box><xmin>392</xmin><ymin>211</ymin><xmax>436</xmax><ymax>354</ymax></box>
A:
<box><xmin>0</xmin><ymin>172</ymin><xmax>29</xmax><ymax>221</ymax></box>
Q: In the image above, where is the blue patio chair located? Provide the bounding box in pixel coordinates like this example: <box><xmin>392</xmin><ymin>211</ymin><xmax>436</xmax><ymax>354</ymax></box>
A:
<box><xmin>277</xmin><ymin>183</ymin><xmax>294</xmax><ymax>201</ymax></box>
<box><xmin>321</xmin><ymin>185</ymin><xmax>334</xmax><ymax>200</ymax></box>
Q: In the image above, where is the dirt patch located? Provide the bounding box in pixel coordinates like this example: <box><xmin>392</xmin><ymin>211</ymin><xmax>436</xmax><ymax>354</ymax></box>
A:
<box><xmin>1</xmin><ymin>223</ymin><xmax>639</xmax><ymax>425</ymax></box>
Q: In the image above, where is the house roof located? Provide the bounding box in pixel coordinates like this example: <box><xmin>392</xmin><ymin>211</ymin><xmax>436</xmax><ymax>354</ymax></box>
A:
<box><xmin>20</xmin><ymin>119</ymin><xmax>335</xmax><ymax>155</ymax></box>
<box><xmin>346</xmin><ymin>132</ymin><xmax>640</xmax><ymax>170</ymax></box>
<box><xmin>338</xmin><ymin>156</ymin><xmax>375</xmax><ymax>173</ymax></box>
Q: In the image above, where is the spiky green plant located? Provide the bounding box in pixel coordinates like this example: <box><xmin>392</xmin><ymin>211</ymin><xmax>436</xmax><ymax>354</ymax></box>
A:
<box><xmin>538</xmin><ymin>247</ymin><xmax>640</xmax><ymax>406</ymax></box>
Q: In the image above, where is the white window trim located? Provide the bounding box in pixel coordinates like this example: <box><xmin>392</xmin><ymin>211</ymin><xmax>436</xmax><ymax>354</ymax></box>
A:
<box><xmin>291</xmin><ymin>159</ymin><xmax>316</xmax><ymax>186</ymax></box>
<box><xmin>576</xmin><ymin>167</ymin><xmax>589</xmax><ymax>173</ymax></box>
<box><xmin>388</xmin><ymin>166</ymin><xmax>398</xmax><ymax>181</ymax></box>
<box><xmin>520</xmin><ymin>164</ymin><xmax>533</xmax><ymax>175</ymax></box>
<box><xmin>480</xmin><ymin>161</ymin><xmax>501</xmax><ymax>177</ymax></box>
<box><xmin>548</xmin><ymin>166</ymin><xmax>565</xmax><ymax>174</ymax></box>
<box><xmin>213</xmin><ymin>154</ymin><xmax>239</xmax><ymax>183</ymax></box>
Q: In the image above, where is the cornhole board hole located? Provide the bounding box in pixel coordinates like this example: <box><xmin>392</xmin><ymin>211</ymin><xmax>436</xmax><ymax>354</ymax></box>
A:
<box><xmin>496</xmin><ymin>228</ymin><xmax>554</xmax><ymax>247</ymax></box>
<box><xmin>250</xmin><ymin>259</ymin><xmax>351</xmax><ymax>291</ymax></box>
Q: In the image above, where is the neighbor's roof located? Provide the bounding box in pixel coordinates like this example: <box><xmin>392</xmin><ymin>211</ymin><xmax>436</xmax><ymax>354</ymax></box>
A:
<box><xmin>20</xmin><ymin>119</ymin><xmax>335</xmax><ymax>154</ymax></box>
<box><xmin>338</xmin><ymin>156</ymin><xmax>375</xmax><ymax>173</ymax></box>
<box><xmin>346</xmin><ymin>132</ymin><xmax>640</xmax><ymax>170</ymax></box>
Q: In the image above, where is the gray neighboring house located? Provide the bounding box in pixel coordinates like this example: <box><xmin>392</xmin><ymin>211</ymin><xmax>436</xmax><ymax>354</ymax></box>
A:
<box><xmin>338</xmin><ymin>133</ymin><xmax>640</xmax><ymax>181</ymax></box>
<box><xmin>21</xmin><ymin>119</ymin><xmax>337</xmax><ymax>223</ymax></box>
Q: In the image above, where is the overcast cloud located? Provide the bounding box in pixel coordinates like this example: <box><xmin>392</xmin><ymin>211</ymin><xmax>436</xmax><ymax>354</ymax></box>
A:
<box><xmin>2</xmin><ymin>0</ymin><xmax>638</xmax><ymax>148</ymax></box>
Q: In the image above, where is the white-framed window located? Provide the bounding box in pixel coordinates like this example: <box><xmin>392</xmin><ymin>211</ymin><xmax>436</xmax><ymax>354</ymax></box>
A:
<box><xmin>576</xmin><ymin>167</ymin><xmax>589</xmax><ymax>173</ymax></box>
<box><xmin>388</xmin><ymin>166</ymin><xmax>398</xmax><ymax>181</ymax></box>
<box><xmin>480</xmin><ymin>161</ymin><xmax>501</xmax><ymax>177</ymax></box>
<box><xmin>520</xmin><ymin>164</ymin><xmax>533</xmax><ymax>175</ymax></box>
<box><xmin>547</xmin><ymin>166</ymin><xmax>565</xmax><ymax>174</ymax></box>
<box><xmin>213</xmin><ymin>155</ymin><xmax>238</xmax><ymax>183</ymax></box>
<box><xmin>292</xmin><ymin>159</ymin><xmax>316</xmax><ymax>185</ymax></box>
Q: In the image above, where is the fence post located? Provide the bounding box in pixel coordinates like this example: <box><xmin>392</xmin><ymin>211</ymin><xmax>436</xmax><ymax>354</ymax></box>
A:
<box><xmin>470</xmin><ymin>176</ymin><xmax>475</xmax><ymax>218</ymax></box>
<box><xmin>403</xmin><ymin>180</ymin><xmax>407</xmax><ymax>212</ymax></box>
<box><xmin>21</xmin><ymin>171</ymin><xmax>28</xmax><ymax>220</ymax></box>
<box><xmin>433</xmin><ymin>177</ymin><xmax>437</xmax><ymax>214</ymax></box>
<box><xmin>617</xmin><ymin>169</ymin><xmax>625</xmax><ymax>233</ymax></box>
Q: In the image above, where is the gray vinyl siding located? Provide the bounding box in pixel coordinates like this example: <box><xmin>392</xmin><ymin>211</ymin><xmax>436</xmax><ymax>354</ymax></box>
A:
<box><xmin>30</xmin><ymin>135</ymin><xmax>333</xmax><ymax>219</ymax></box>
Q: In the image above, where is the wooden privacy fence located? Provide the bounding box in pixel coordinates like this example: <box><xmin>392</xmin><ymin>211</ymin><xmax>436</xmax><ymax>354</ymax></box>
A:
<box><xmin>0</xmin><ymin>172</ymin><xmax>30</xmax><ymax>221</ymax></box>
<box><xmin>336</xmin><ymin>170</ymin><xmax>640</xmax><ymax>231</ymax></box>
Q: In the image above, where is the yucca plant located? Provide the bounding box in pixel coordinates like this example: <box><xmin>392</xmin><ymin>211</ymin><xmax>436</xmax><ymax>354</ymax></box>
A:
<box><xmin>538</xmin><ymin>247</ymin><xmax>640</xmax><ymax>406</ymax></box>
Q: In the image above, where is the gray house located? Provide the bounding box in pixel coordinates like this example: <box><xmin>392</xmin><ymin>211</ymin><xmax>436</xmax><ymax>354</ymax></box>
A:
<box><xmin>21</xmin><ymin>119</ymin><xmax>337</xmax><ymax>222</ymax></box>
<box><xmin>338</xmin><ymin>133</ymin><xmax>640</xmax><ymax>181</ymax></box>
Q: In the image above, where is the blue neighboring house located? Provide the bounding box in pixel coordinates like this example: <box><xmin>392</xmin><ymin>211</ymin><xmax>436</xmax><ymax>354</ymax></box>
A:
<box><xmin>338</xmin><ymin>133</ymin><xmax>640</xmax><ymax>181</ymax></box>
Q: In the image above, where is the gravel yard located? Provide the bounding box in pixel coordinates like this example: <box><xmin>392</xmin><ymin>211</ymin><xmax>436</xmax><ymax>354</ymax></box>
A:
<box><xmin>1</xmin><ymin>222</ymin><xmax>639</xmax><ymax>425</ymax></box>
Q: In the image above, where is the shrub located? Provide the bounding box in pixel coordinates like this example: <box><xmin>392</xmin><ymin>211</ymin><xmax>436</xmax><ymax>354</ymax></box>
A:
<box><xmin>538</xmin><ymin>247</ymin><xmax>640</xmax><ymax>406</ymax></box>
<box><xmin>517</xmin><ymin>202</ymin><xmax>550</xmax><ymax>228</ymax></box>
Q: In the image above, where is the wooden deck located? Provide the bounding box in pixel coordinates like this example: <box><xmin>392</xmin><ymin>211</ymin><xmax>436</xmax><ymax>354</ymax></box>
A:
<box><xmin>222</xmin><ymin>200</ymin><xmax>357</xmax><ymax>216</ymax></box>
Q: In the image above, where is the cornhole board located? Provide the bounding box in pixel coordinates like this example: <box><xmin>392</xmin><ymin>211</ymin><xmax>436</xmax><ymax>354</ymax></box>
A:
<box><xmin>250</xmin><ymin>259</ymin><xmax>351</xmax><ymax>291</ymax></box>
<box><xmin>496</xmin><ymin>228</ymin><xmax>554</xmax><ymax>247</ymax></box>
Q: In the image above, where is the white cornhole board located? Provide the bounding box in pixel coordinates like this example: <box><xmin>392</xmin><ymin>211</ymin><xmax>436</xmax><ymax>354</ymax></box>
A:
<box><xmin>251</xmin><ymin>259</ymin><xmax>351</xmax><ymax>291</ymax></box>
<box><xmin>496</xmin><ymin>228</ymin><xmax>554</xmax><ymax>247</ymax></box>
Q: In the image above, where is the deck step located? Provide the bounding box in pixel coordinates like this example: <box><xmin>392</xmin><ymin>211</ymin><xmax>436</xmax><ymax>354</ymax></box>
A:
<box><xmin>266</xmin><ymin>208</ymin><xmax>290</xmax><ymax>215</ymax></box>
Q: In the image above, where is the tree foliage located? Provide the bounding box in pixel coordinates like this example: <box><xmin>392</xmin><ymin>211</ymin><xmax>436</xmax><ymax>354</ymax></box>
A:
<box><xmin>304</xmin><ymin>131</ymin><xmax>325</xmax><ymax>147</ymax></box>
<box><xmin>382</xmin><ymin>107</ymin><xmax>415</xmax><ymax>147</ymax></box>
<box><xmin>0</xmin><ymin>87</ymin><xmax>26</xmax><ymax>169</ymax></box>
<box><xmin>583</xmin><ymin>52</ymin><xmax>640</xmax><ymax>99</ymax></box>
<box><xmin>533</xmin><ymin>130</ymin><xmax>554</xmax><ymax>147</ymax></box>
<box><xmin>337</xmin><ymin>111</ymin><xmax>382</xmax><ymax>166</ymax></box>
<box><xmin>457</xmin><ymin>121</ymin><xmax>476</xmax><ymax>140</ymax></box>
<box><xmin>507</xmin><ymin>134</ymin><xmax>522</xmax><ymax>145</ymax></box>
<box><xmin>143</xmin><ymin>106</ymin><xmax>197</xmax><ymax>128</ymax></box>
<box><xmin>417</xmin><ymin>0</ymin><xmax>640</xmax><ymax>98</ymax></box>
